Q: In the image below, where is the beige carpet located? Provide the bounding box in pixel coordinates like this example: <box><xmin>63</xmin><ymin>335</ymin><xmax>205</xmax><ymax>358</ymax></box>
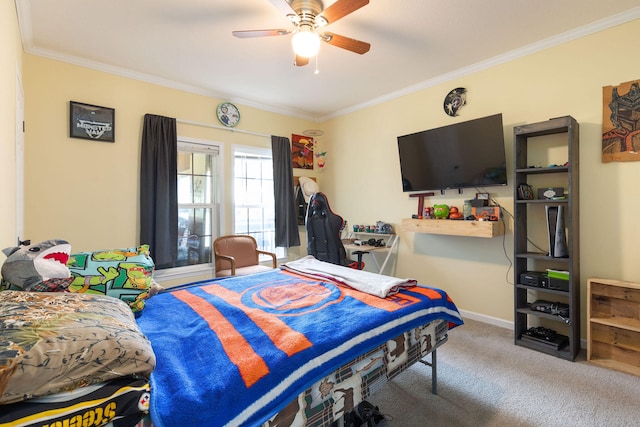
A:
<box><xmin>369</xmin><ymin>318</ymin><xmax>640</xmax><ymax>426</ymax></box>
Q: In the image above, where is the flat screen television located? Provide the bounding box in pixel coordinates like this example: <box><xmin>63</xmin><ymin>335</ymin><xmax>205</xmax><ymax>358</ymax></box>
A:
<box><xmin>397</xmin><ymin>113</ymin><xmax>507</xmax><ymax>193</ymax></box>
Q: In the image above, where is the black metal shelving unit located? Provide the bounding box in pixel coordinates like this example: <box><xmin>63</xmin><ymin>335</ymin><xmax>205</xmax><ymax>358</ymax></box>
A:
<box><xmin>513</xmin><ymin>116</ymin><xmax>580</xmax><ymax>361</ymax></box>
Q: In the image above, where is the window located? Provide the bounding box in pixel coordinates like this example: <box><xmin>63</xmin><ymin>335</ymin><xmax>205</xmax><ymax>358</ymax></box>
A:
<box><xmin>176</xmin><ymin>138</ymin><xmax>221</xmax><ymax>268</ymax></box>
<box><xmin>233</xmin><ymin>146</ymin><xmax>285</xmax><ymax>259</ymax></box>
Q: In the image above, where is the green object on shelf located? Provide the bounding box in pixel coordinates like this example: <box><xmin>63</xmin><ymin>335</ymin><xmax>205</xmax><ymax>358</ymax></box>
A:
<box><xmin>547</xmin><ymin>269</ymin><xmax>569</xmax><ymax>280</ymax></box>
<box><xmin>433</xmin><ymin>204</ymin><xmax>449</xmax><ymax>219</ymax></box>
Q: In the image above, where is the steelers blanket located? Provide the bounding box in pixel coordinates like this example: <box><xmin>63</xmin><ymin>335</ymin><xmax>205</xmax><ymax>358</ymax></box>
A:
<box><xmin>136</xmin><ymin>269</ymin><xmax>463</xmax><ymax>427</ymax></box>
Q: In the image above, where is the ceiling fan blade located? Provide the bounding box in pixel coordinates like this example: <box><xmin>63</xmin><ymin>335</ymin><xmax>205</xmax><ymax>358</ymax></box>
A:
<box><xmin>232</xmin><ymin>29</ymin><xmax>291</xmax><ymax>38</ymax></box>
<box><xmin>319</xmin><ymin>0</ymin><xmax>369</xmax><ymax>25</ymax></box>
<box><xmin>268</xmin><ymin>0</ymin><xmax>296</xmax><ymax>16</ymax></box>
<box><xmin>322</xmin><ymin>32</ymin><xmax>370</xmax><ymax>54</ymax></box>
<box><xmin>294</xmin><ymin>55</ymin><xmax>309</xmax><ymax>66</ymax></box>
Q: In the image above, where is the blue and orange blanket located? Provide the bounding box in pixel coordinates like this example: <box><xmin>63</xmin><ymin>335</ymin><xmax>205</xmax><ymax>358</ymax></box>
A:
<box><xmin>136</xmin><ymin>268</ymin><xmax>463</xmax><ymax>427</ymax></box>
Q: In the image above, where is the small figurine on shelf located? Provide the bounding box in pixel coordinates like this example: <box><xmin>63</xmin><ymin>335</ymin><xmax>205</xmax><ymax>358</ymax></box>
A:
<box><xmin>375</xmin><ymin>221</ymin><xmax>394</xmax><ymax>234</ymax></box>
<box><xmin>423</xmin><ymin>207</ymin><xmax>433</xmax><ymax>219</ymax></box>
<box><xmin>433</xmin><ymin>204</ymin><xmax>450</xmax><ymax>219</ymax></box>
<box><xmin>449</xmin><ymin>206</ymin><xmax>463</xmax><ymax>220</ymax></box>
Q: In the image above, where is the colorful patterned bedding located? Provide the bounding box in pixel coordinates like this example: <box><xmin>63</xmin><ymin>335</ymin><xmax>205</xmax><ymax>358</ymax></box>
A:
<box><xmin>0</xmin><ymin>291</ymin><xmax>156</xmax><ymax>426</ymax></box>
<box><xmin>262</xmin><ymin>319</ymin><xmax>449</xmax><ymax>427</ymax></box>
<box><xmin>136</xmin><ymin>268</ymin><xmax>463</xmax><ymax>427</ymax></box>
<box><xmin>0</xmin><ymin>377</ymin><xmax>150</xmax><ymax>427</ymax></box>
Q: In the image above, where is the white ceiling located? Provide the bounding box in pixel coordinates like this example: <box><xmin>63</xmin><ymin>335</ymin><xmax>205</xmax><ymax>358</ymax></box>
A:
<box><xmin>16</xmin><ymin>0</ymin><xmax>640</xmax><ymax>121</ymax></box>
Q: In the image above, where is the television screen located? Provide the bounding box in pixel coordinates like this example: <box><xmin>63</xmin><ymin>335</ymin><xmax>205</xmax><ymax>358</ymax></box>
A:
<box><xmin>397</xmin><ymin>113</ymin><xmax>507</xmax><ymax>192</ymax></box>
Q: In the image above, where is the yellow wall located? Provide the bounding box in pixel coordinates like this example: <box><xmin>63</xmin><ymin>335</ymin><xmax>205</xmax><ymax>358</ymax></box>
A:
<box><xmin>22</xmin><ymin>55</ymin><xmax>316</xmax><ymax>261</ymax></box>
<box><xmin>321</xmin><ymin>19</ymin><xmax>640</xmax><ymax>327</ymax></box>
<box><xmin>0</xmin><ymin>1</ymin><xmax>22</xmax><ymax>251</ymax></box>
<box><xmin>8</xmin><ymin>11</ymin><xmax>640</xmax><ymax>331</ymax></box>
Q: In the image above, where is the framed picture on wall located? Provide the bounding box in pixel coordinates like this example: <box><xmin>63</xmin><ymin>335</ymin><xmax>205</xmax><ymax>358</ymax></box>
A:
<box><xmin>602</xmin><ymin>79</ymin><xmax>640</xmax><ymax>162</ymax></box>
<box><xmin>291</xmin><ymin>134</ymin><xmax>314</xmax><ymax>169</ymax></box>
<box><xmin>69</xmin><ymin>101</ymin><xmax>115</xmax><ymax>142</ymax></box>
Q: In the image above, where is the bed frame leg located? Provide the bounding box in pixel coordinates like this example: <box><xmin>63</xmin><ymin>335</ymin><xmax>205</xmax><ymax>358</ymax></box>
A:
<box><xmin>418</xmin><ymin>348</ymin><xmax>438</xmax><ymax>395</ymax></box>
<box><xmin>419</xmin><ymin>333</ymin><xmax>447</xmax><ymax>395</ymax></box>
<box><xmin>432</xmin><ymin>349</ymin><xmax>438</xmax><ymax>395</ymax></box>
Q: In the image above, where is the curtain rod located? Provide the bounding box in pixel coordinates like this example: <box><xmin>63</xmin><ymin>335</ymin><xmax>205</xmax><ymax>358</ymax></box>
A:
<box><xmin>176</xmin><ymin>118</ymin><xmax>271</xmax><ymax>138</ymax></box>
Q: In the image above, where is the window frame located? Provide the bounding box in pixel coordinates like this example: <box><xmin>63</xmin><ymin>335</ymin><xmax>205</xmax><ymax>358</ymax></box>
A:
<box><xmin>232</xmin><ymin>144</ymin><xmax>287</xmax><ymax>261</ymax></box>
<box><xmin>153</xmin><ymin>137</ymin><xmax>224</xmax><ymax>281</ymax></box>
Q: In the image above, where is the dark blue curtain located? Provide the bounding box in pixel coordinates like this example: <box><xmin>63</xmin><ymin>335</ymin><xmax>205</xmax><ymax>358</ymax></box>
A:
<box><xmin>271</xmin><ymin>135</ymin><xmax>301</xmax><ymax>248</ymax></box>
<box><xmin>140</xmin><ymin>114</ymin><xmax>178</xmax><ymax>268</ymax></box>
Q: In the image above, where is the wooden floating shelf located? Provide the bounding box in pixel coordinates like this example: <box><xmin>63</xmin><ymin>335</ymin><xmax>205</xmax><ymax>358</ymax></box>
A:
<box><xmin>401</xmin><ymin>218</ymin><xmax>502</xmax><ymax>238</ymax></box>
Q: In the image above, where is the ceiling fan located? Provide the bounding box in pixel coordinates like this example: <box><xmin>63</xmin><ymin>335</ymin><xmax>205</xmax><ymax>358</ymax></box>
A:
<box><xmin>233</xmin><ymin>0</ymin><xmax>370</xmax><ymax>66</ymax></box>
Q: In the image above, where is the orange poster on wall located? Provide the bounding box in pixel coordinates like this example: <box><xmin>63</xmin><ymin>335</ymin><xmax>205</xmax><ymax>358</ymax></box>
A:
<box><xmin>291</xmin><ymin>134</ymin><xmax>314</xmax><ymax>169</ymax></box>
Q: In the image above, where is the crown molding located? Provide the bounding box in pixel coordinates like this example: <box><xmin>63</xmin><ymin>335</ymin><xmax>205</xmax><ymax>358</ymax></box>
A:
<box><xmin>319</xmin><ymin>6</ymin><xmax>640</xmax><ymax>121</ymax></box>
<box><xmin>16</xmin><ymin>1</ymin><xmax>640</xmax><ymax>123</ymax></box>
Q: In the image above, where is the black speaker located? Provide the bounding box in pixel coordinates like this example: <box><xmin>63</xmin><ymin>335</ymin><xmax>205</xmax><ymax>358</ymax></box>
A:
<box><xmin>546</xmin><ymin>205</ymin><xmax>568</xmax><ymax>258</ymax></box>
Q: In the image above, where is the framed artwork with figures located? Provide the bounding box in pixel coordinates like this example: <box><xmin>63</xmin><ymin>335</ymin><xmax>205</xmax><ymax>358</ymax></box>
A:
<box><xmin>69</xmin><ymin>101</ymin><xmax>115</xmax><ymax>142</ymax></box>
<box><xmin>291</xmin><ymin>133</ymin><xmax>314</xmax><ymax>169</ymax></box>
<box><xmin>602</xmin><ymin>79</ymin><xmax>640</xmax><ymax>162</ymax></box>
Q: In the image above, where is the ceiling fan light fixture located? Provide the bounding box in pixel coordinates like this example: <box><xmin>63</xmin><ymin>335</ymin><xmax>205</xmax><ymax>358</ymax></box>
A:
<box><xmin>291</xmin><ymin>26</ymin><xmax>321</xmax><ymax>58</ymax></box>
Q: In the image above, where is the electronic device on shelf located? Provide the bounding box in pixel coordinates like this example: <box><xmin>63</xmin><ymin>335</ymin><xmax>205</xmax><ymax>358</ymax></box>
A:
<box><xmin>547</xmin><ymin>269</ymin><xmax>570</xmax><ymax>291</ymax></box>
<box><xmin>368</xmin><ymin>238</ymin><xmax>385</xmax><ymax>247</ymax></box>
<box><xmin>530</xmin><ymin>300</ymin><xmax>570</xmax><ymax>318</ymax></box>
<box><xmin>472</xmin><ymin>206</ymin><xmax>500</xmax><ymax>221</ymax></box>
<box><xmin>520</xmin><ymin>271</ymin><xmax>549</xmax><ymax>288</ymax></box>
<box><xmin>353</xmin><ymin>238</ymin><xmax>385</xmax><ymax>247</ymax></box>
<box><xmin>521</xmin><ymin>326</ymin><xmax>569</xmax><ymax>350</ymax></box>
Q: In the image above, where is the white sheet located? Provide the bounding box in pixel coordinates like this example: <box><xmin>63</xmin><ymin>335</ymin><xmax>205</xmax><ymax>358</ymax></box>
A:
<box><xmin>280</xmin><ymin>256</ymin><xmax>416</xmax><ymax>298</ymax></box>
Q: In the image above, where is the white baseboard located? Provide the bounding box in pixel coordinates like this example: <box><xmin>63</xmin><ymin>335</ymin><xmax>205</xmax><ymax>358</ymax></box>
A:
<box><xmin>457</xmin><ymin>309</ymin><xmax>512</xmax><ymax>329</ymax></box>
<box><xmin>459</xmin><ymin>309</ymin><xmax>588</xmax><ymax>350</ymax></box>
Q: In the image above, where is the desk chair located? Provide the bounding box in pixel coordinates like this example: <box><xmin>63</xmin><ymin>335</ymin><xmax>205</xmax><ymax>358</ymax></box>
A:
<box><xmin>214</xmin><ymin>235</ymin><xmax>277</xmax><ymax>277</ymax></box>
<box><xmin>305</xmin><ymin>192</ymin><xmax>364</xmax><ymax>269</ymax></box>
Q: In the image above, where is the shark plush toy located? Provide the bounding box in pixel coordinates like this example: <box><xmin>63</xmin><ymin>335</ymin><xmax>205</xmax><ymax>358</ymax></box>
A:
<box><xmin>1</xmin><ymin>239</ymin><xmax>72</xmax><ymax>292</ymax></box>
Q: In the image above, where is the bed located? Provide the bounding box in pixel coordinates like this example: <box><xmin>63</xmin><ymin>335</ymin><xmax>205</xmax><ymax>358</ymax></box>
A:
<box><xmin>0</xmin><ymin>291</ymin><xmax>155</xmax><ymax>427</ymax></box>
<box><xmin>135</xmin><ymin>258</ymin><xmax>463</xmax><ymax>426</ymax></box>
<box><xmin>0</xmin><ymin>256</ymin><xmax>462</xmax><ymax>427</ymax></box>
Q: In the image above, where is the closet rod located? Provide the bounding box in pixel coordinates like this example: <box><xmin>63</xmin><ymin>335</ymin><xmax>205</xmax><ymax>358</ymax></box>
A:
<box><xmin>176</xmin><ymin>118</ymin><xmax>271</xmax><ymax>138</ymax></box>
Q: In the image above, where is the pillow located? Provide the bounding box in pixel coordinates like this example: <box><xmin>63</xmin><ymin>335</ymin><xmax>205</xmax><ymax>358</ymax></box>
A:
<box><xmin>0</xmin><ymin>290</ymin><xmax>155</xmax><ymax>405</ymax></box>
<box><xmin>0</xmin><ymin>239</ymin><xmax>72</xmax><ymax>292</ymax></box>
<box><xmin>67</xmin><ymin>245</ymin><xmax>154</xmax><ymax>313</ymax></box>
